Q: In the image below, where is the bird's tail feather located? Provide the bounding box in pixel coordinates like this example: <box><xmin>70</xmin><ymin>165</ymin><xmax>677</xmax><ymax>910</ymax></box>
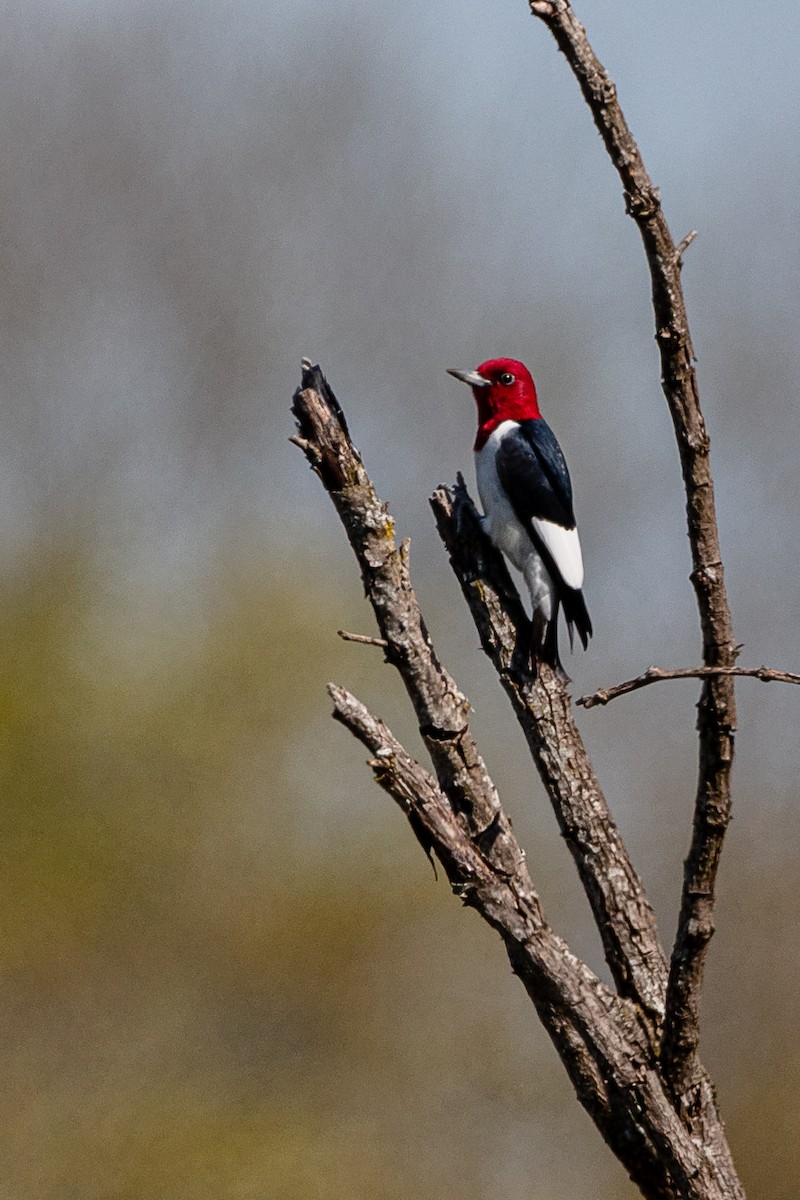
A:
<box><xmin>562</xmin><ymin>587</ymin><xmax>592</xmax><ymax>653</ymax></box>
<box><xmin>529</xmin><ymin>588</ymin><xmax>591</xmax><ymax>678</ymax></box>
<box><xmin>532</xmin><ymin>602</ymin><xmax>564</xmax><ymax>675</ymax></box>
<box><xmin>529</xmin><ymin>590</ymin><xmax>591</xmax><ymax>678</ymax></box>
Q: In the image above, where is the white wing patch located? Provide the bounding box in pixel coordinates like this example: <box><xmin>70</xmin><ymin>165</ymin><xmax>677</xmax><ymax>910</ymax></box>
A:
<box><xmin>531</xmin><ymin>517</ymin><xmax>584</xmax><ymax>590</ymax></box>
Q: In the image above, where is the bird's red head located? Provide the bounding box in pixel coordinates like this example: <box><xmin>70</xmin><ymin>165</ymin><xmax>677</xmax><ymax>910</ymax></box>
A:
<box><xmin>447</xmin><ymin>357</ymin><xmax>541</xmax><ymax>449</ymax></box>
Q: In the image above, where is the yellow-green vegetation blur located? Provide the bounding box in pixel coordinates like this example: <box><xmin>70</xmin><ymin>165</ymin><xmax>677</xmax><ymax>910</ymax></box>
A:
<box><xmin>2</xmin><ymin>540</ymin><xmax>799</xmax><ymax>1199</ymax></box>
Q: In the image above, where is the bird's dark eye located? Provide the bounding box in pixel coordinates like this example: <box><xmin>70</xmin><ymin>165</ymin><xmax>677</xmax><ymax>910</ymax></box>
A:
<box><xmin>499</xmin><ymin>371</ymin><xmax>515</xmax><ymax>386</ymax></box>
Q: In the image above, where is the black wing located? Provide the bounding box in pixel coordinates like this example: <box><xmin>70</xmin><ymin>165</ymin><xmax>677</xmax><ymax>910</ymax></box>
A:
<box><xmin>496</xmin><ymin>419</ymin><xmax>592</xmax><ymax>659</ymax></box>
<box><xmin>494</xmin><ymin>419</ymin><xmax>576</xmax><ymax>532</ymax></box>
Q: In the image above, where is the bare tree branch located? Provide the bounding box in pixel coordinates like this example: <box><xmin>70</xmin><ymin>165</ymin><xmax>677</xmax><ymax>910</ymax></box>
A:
<box><xmin>326</xmin><ymin>683</ymin><xmax>701</xmax><ymax>1194</ymax></box>
<box><xmin>675</xmin><ymin>229</ymin><xmax>699</xmax><ymax>262</ymax></box>
<box><xmin>293</xmin><ymin>366</ymin><xmax>745</xmax><ymax>1199</ymax></box>
<box><xmin>337</xmin><ymin>629</ymin><xmax>389</xmax><ymax>648</ymax></box>
<box><xmin>431</xmin><ymin>479</ymin><xmax>668</xmax><ymax>1027</ymax></box>
<box><xmin>292</xmin><ymin>362</ymin><xmax>527</xmax><ymax>881</ymax></box>
<box><xmin>290</xmin><ymin>2</ymin><xmax>754</xmax><ymax>1188</ymax></box>
<box><xmin>325</xmin><ymin>686</ymin><xmax>735</xmax><ymax>1200</ymax></box>
<box><xmin>328</xmin><ymin>682</ymin><xmax>544</xmax><ymax>928</ymax></box>
<box><xmin>579</xmin><ymin>664</ymin><xmax>800</xmax><ymax>709</ymax></box>
<box><xmin>529</xmin><ymin>0</ymin><xmax>738</xmax><ymax>1116</ymax></box>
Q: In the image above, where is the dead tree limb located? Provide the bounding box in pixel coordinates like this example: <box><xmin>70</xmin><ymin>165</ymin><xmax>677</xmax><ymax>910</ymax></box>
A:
<box><xmin>292</xmin><ymin>365</ymin><xmax>744</xmax><ymax>1200</ymax></box>
<box><xmin>292</xmin><ymin>363</ymin><xmax>526</xmax><ymax>879</ymax></box>
<box><xmin>291</xmin><ymin>2</ymin><xmax>751</xmax><ymax>1191</ymax></box>
<box><xmin>527</xmin><ymin>0</ymin><xmax>738</xmax><ymax>1119</ymax></box>
<box><xmin>431</xmin><ymin>479</ymin><xmax>668</xmax><ymax>1027</ymax></box>
<box><xmin>578</xmin><ymin>664</ymin><xmax>800</xmax><ymax>709</ymax></box>
<box><xmin>327</xmin><ymin>682</ymin><xmax>734</xmax><ymax>1200</ymax></box>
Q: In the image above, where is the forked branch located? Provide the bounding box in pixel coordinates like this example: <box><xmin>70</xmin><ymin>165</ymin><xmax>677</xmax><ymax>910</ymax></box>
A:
<box><xmin>291</xmin><ymin>0</ymin><xmax>750</xmax><ymax>1190</ymax></box>
<box><xmin>293</xmin><ymin>365</ymin><xmax>743</xmax><ymax>1198</ymax></box>
<box><xmin>431</xmin><ymin>479</ymin><xmax>668</xmax><ymax>1025</ymax></box>
<box><xmin>529</xmin><ymin>0</ymin><xmax>738</xmax><ymax>1115</ymax></box>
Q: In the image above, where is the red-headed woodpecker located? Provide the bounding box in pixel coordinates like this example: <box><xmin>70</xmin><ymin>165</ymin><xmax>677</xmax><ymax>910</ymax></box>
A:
<box><xmin>447</xmin><ymin>357</ymin><xmax>592</xmax><ymax>674</ymax></box>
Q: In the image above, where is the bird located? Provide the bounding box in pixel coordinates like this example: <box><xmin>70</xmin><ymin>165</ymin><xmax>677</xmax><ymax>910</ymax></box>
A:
<box><xmin>447</xmin><ymin>356</ymin><xmax>591</xmax><ymax>675</ymax></box>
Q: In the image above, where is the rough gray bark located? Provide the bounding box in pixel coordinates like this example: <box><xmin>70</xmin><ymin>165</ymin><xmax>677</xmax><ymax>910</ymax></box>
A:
<box><xmin>430</xmin><ymin>480</ymin><xmax>667</xmax><ymax>1029</ymax></box>
<box><xmin>526</xmin><ymin>0</ymin><xmax>738</xmax><ymax>1120</ymax></box>
<box><xmin>291</xmin><ymin>368</ymin><xmax>525</xmax><ymax>879</ymax></box>
<box><xmin>291</xmin><ymin>3</ymin><xmax>751</xmax><ymax>1195</ymax></box>
<box><xmin>292</xmin><ymin>364</ymin><xmax>744</xmax><ymax>1200</ymax></box>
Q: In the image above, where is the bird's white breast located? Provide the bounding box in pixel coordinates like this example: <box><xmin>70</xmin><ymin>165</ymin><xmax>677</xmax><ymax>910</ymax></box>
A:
<box><xmin>475</xmin><ymin>420</ymin><xmax>584</xmax><ymax>590</ymax></box>
<box><xmin>475</xmin><ymin>421</ymin><xmax>535</xmax><ymax>572</ymax></box>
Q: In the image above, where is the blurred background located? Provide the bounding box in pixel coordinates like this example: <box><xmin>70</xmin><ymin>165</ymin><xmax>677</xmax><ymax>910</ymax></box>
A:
<box><xmin>2</xmin><ymin>1</ymin><xmax>799</xmax><ymax>1196</ymax></box>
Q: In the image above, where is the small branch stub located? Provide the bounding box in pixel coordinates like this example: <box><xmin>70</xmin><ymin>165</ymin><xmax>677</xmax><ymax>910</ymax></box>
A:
<box><xmin>338</xmin><ymin>629</ymin><xmax>389</xmax><ymax>648</ymax></box>
<box><xmin>675</xmin><ymin>229</ymin><xmax>698</xmax><ymax>262</ymax></box>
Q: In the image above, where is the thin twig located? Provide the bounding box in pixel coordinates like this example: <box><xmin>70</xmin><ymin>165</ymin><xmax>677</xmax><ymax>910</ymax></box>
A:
<box><xmin>530</xmin><ymin>0</ymin><xmax>739</xmax><ymax>1134</ymax></box>
<box><xmin>578</xmin><ymin>664</ymin><xmax>800</xmax><ymax>709</ymax></box>
<box><xmin>675</xmin><ymin>229</ymin><xmax>698</xmax><ymax>262</ymax></box>
<box><xmin>338</xmin><ymin>629</ymin><xmax>389</xmax><ymax>648</ymax></box>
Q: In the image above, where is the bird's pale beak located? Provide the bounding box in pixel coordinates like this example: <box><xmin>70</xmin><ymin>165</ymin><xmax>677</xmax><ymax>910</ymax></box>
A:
<box><xmin>447</xmin><ymin>367</ymin><xmax>490</xmax><ymax>388</ymax></box>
